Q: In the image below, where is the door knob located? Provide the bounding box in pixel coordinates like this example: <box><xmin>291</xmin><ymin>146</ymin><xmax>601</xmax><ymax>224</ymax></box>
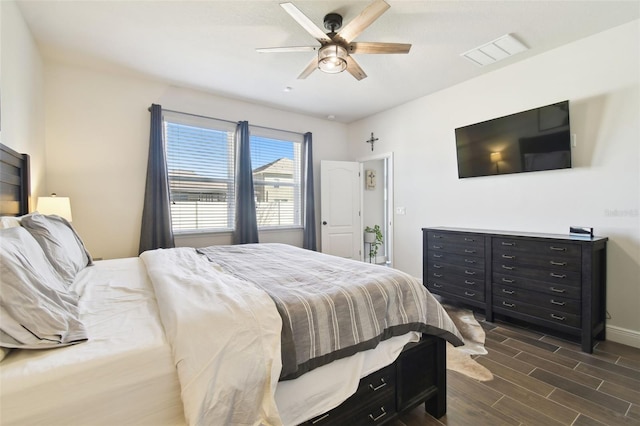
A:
<box><xmin>322</xmin><ymin>221</ymin><xmax>328</xmax><ymax>225</ymax></box>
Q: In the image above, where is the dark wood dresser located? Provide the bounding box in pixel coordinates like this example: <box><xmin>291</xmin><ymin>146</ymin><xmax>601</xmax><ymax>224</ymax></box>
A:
<box><xmin>301</xmin><ymin>335</ymin><xmax>446</xmax><ymax>425</ymax></box>
<box><xmin>423</xmin><ymin>227</ymin><xmax>608</xmax><ymax>353</ymax></box>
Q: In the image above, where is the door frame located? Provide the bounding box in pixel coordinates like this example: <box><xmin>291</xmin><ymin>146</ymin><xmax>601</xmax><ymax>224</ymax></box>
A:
<box><xmin>357</xmin><ymin>152</ymin><xmax>394</xmax><ymax>267</ymax></box>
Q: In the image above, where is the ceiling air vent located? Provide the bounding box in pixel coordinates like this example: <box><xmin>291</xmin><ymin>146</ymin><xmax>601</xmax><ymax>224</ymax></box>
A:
<box><xmin>461</xmin><ymin>33</ymin><xmax>528</xmax><ymax>67</ymax></box>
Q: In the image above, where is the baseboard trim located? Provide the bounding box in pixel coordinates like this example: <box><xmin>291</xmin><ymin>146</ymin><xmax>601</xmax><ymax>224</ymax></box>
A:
<box><xmin>606</xmin><ymin>325</ymin><xmax>640</xmax><ymax>349</ymax></box>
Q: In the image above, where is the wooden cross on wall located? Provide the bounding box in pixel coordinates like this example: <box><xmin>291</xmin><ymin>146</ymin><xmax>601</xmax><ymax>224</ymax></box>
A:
<box><xmin>366</xmin><ymin>132</ymin><xmax>379</xmax><ymax>151</ymax></box>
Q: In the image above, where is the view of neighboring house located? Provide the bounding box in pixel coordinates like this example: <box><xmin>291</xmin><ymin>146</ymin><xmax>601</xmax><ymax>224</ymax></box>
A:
<box><xmin>169</xmin><ymin>158</ymin><xmax>299</xmax><ymax>231</ymax></box>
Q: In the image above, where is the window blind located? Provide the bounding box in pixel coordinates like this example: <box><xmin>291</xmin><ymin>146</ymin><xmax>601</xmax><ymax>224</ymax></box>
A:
<box><xmin>250</xmin><ymin>128</ymin><xmax>303</xmax><ymax>229</ymax></box>
<box><xmin>164</xmin><ymin>113</ymin><xmax>236</xmax><ymax>233</ymax></box>
<box><xmin>163</xmin><ymin>111</ymin><xmax>304</xmax><ymax>233</ymax></box>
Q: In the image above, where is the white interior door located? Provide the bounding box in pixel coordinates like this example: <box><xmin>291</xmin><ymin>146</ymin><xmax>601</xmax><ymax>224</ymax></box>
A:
<box><xmin>320</xmin><ymin>161</ymin><xmax>361</xmax><ymax>259</ymax></box>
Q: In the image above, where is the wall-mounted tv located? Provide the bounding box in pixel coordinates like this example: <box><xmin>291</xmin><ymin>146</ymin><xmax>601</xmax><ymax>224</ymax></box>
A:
<box><xmin>455</xmin><ymin>101</ymin><xmax>571</xmax><ymax>178</ymax></box>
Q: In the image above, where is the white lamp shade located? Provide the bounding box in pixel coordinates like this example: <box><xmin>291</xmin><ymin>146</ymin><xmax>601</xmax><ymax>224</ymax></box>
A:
<box><xmin>37</xmin><ymin>196</ymin><xmax>73</xmax><ymax>221</ymax></box>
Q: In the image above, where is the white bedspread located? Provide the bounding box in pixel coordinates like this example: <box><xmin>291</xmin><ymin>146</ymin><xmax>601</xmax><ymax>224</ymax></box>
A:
<box><xmin>141</xmin><ymin>247</ymin><xmax>284</xmax><ymax>426</ymax></box>
<box><xmin>0</xmin><ymin>258</ymin><xmax>185</xmax><ymax>426</ymax></box>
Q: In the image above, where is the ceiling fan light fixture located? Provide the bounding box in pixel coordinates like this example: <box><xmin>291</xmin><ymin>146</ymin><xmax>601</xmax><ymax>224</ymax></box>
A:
<box><xmin>318</xmin><ymin>44</ymin><xmax>348</xmax><ymax>74</ymax></box>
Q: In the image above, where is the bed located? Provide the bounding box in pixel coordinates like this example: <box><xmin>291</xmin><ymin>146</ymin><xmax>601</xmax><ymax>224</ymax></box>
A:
<box><xmin>0</xmin><ymin>142</ymin><xmax>462</xmax><ymax>425</ymax></box>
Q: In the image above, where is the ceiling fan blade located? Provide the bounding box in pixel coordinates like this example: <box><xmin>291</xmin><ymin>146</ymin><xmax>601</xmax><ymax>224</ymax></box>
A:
<box><xmin>280</xmin><ymin>2</ymin><xmax>332</xmax><ymax>44</ymax></box>
<box><xmin>335</xmin><ymin>0</ymin><xmax>390</xmax><ymax>45</ymax></box>
<box><xmin>346</xmin><ymin>56</ymin><xmax>367</xmax><ymax>80</ymax></box>
<box><xmin>297</xmin><ymin>56</ymin><xmax>319</xmax><ymax>79</ymax></box>
<box><xmin>257</xmin><ymin>46</ymin><xmax>318</xmax><ymax>53</ymax></box>
<box><xmin>349</xmin><ymin>42</ymin><xmax>411</xmax><ymax>54</ymax></box>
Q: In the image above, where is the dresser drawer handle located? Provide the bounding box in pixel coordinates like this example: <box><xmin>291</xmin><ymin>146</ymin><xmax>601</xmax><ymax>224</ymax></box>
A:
<box><xmin>501</xmin><ymin>242</ymin><xmax>515</xmax><ymax>246</ymax></box>
<box><xmin>502</xmin><ymin>265</ymin><xmax>514</xmax><ymax>270</ymax></box>
<box><xmin>368</xmin><ymin>407</ymin><xmax>387</xmax><ymax>422</ymax></box>
<box><xmin>502</xmin><ymin>254</ymin><xmax>515</xmax><ymax>259</ymax></box>
<box><xmin>433</xmin><ymin>264</ymin><xmax>443</xmax><ymax>269</ymax></box>
<box><xmin>368</xmin><ymin>378</ymin><xmax>387</xmax><ymax>391</ymax></box>
<box><xmin>502</xmin><ymin>278</ymin><xmax>515</xmax><ymax>283</ymax></box>
<box><xmin>432</xmin><ymin>253</ymin><xmax>443</xmax><ymax>258</ymax></box>
<box><xmin>550</xmin><ymin>260</ymin><xmax>567</xmax><ymax>266</ymax></box>
<box><xmin>311</xmin><ymin>414</ymin><xmax>330</xmax><ymax>424</ymax></box>
<box><xmin>464</xmin><ymin>259</ymin><xmax>476</xmax><ymax>264</ymax></box>
<box><xmin>550</xmin><ymin>314</ymin><xmax>566</xmax><ymax>321</ymax></box>
<box><xmin>502</xmin><ymin>289</ymin><xmax>515</xmax><ymax>295</ymax></box>
<box><xmin>432</xmin><ymin>274</ymin><xmax>443</xmax><ymax>278</ymax></box>
<box><xmin>464</xmin><ymin>270</ymin><xmax>476</xmax><ymax>275</ymax></box>
<box><xmin>464</xmin><ymin>280</ymin><xmax>476</xmax><ymax>286</ymax></box>
<box><xmin>464</xmin><ymin>291</ymin><xmax>476</xmax><ymax>297</ymax></box>
<box><xmin>432</xmin><ymin>282</ymin><xmax>443</xmax><ymax>287</ymax></box>
<box><xmin>550</xmin><ymin>273</ymin><xmax>567</xmax><ymax>279</ymax></box>
<box><xmin>502</xmin><ymin>302</ymin><xmax>516</xmax><ymax>308</ymax></box>
<box><xmin>464</xmin><ymin>249</ymin><xmax>476</xmax><ymax>254</ymax></box>
<box><xmin>550</xmin><ymin>287</ymin><xmax>566</xmax><ymax>293</ymax></box>
<box><xmin>464</xmin><ymin>237</ymin><xmax>475</xmax><ymax>242</ymax></box>
<box><xmin>550</xmin><ymin>299</ymin><xmax>566</xmax><ymax>306</ymax></box>
<box><xmin>432</xmin><ymin>245</ymin><xmax>443</xmax><ymax>249</ymax></box>
<box><xmin>432</xmin><ymin>235</ymin><xmax>443</xmax><ymax>239</ymax></box>
<box><xmin>550</xmin><ymin>246</ymin><xmax>567</xmax><ymax>251</ymax></box>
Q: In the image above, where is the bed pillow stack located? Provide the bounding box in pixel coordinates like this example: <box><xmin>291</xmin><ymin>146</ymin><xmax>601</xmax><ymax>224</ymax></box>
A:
<box><xmin>0</xmin><ymin>213</ymin><xmax>92</xmax><ymax>357</ymax></box>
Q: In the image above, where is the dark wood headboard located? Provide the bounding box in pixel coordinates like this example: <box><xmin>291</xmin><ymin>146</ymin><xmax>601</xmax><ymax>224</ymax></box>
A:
<box><xmin>0</xmin><ymin>142</ymin><xmax>30</xmax><ymax>216</ymax></box>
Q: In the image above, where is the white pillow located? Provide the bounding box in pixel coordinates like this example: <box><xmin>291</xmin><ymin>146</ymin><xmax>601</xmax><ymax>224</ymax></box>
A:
<box><xmin>0</xmin><ymin>227</ymin><xmax>87</xmax><ymax>349</ymax></box>
<box><xmin>20</xmin><ymin>213</ymin><xmax>93</xmax><ymax>285</ymax></box>
<box><xmin>0</xmin><ymin>216</ymin><xmax>22</xmax><ymax>229</ymax></box>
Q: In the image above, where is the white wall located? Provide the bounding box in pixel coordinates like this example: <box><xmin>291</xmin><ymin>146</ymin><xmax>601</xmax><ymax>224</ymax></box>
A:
<box><xmin>1</xmin><ymin>0</ymin><xmax>46</xmax><ymax>202</ymax></box>
<box><xmin>44</xmin><ymin>61</ymin><xmax>350</xmax><ymax>260</ymax></box>
<box><xmin>347</xmin><ymin>21</ymin><xmax>640</xmax><ymax>345</ymax></box>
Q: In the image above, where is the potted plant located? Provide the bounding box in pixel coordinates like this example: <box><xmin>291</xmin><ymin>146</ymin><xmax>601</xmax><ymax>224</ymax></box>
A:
<box><xmin>364</xmin><ymin>225</ymin><xmax>384</xmax><ymax>262</ymax></box>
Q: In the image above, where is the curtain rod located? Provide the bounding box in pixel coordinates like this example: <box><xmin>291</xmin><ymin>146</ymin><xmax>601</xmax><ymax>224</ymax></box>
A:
<box><xmin>150</xmin><ymin>106</ymin><xmax>306</xmax><ymax>136</ymax></box>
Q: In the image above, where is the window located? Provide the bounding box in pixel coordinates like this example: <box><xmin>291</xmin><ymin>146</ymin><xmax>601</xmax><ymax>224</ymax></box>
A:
<box><xmin>164</xmin><ymin>112</ymin><xmax>303</xmax><ymax>233</ymax></box>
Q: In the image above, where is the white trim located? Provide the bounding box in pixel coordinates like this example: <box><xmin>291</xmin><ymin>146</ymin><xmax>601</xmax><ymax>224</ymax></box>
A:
<box><xmin>605</xmin><ymin>325</ymin><xmax>640</xmax><ymax>349</ymax></box>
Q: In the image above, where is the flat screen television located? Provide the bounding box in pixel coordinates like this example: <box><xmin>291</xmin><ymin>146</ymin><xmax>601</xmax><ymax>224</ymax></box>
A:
<box><xmin>455</xmin><ymin>101</ymin><xmax>571</xmax><ymax>178</ymax></box>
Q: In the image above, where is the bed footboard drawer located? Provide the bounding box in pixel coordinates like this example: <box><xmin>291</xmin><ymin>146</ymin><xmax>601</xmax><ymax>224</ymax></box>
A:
<box><xmin>301</xmin><ymin>336</ymin><xmax>445</xmax><ymax>425</ymax></box>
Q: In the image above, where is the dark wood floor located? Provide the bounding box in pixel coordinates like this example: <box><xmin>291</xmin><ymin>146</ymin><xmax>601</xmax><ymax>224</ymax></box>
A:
<box><xmin>395</xmin><ymin>316</ymin><xmax>640</xmax><ymax>426</ymax></box>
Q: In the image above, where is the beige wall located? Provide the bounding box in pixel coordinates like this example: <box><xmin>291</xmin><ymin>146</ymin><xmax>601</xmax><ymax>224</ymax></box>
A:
<box><xmin>43</xmin><ymin>61</ymin><xmax>350</xmax><ymax>259</ymax></box>
<box><xmin>1</xmin><ymin>0</ymin><xmax>46</xmax><ymax>203</ymax></box>
<box><xmin>348</xmin><ymin>21</ymin><xmax>640</xmax><ymax>347</ymax></box>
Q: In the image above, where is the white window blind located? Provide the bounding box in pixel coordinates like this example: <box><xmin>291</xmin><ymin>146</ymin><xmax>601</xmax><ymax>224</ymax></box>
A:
<box><xmin>163</xmin><ymin>111</ymin><xmax>304</xmax><ymax>233</ymax></box>
<box><xmin>250</xmin><ymin>127</ymin><xmax>303</xmax><ymax>229</ymax></box>
<box><xmin>164</xmin><ymin>113</ymin><xmax>236</xmax><ymax>233</ymax></box>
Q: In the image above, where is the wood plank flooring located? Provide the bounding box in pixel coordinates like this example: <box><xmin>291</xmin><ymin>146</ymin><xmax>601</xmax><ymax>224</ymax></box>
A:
<box><xmin>394</xmin><ymin>316</ymin><xmax>640</xmax><ymax>426</ymax></box>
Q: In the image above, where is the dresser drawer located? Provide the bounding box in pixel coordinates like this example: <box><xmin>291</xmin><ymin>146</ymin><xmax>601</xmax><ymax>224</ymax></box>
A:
<box><xmin>492</xmin><ymin>261</ymin><xmax>581</xmax><ymax>286</ymax></box>
<box><xmin>427</xmin><ymin>242</ymin><xmax>484</xmax><ymax>257</ymax></box>
<box><xmin>426</xmin><ymin>280</ymin><xmax>484</xmax><ymax>302</ymax></box>
<box><xmin>426</xmin><ymin>269</ymin><xmax>483</xmax><ymax>291</ymax></box>
<box><xmin>493</xmin><ymin>249</ymin><xmax>581</xmax><ymax>272</ymax></box>
<box><xmin>493</xmin><ymin>273</ymin><xmax>581</xmax><ymax>299</ymax></box>
<box><xmin>427</xmin><ymin>231</ymin><xmax>484</xmax><ymax>248</ymax></box>
<box><xmin>428</xmin><ymin>260</ymin><xmax>484</xmax><ymax>280</ymax></box>
<box><xmin>493</xmin><ymin>283</ymin><xmax>580</xmax><ymax>315</ymax></box>
<box><xmin>426</xmin><ymin>250</ymin><xmax>484</xmax><ymax>269</ymax></box>
<box><xmin>494</xmin><ymin>238</ymin><xmax>580</xmax><ymax>258</ymax></box>
<box><xmin>494</xmin><ymin>295</ymin><xmax>581</xmax><ymax>328</ymax></box>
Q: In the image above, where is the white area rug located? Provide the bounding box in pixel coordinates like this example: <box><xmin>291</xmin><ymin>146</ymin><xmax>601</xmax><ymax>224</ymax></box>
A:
<box><xmin>443</xmin><ymin>304</ymin><xmax>494</xmax><ymax>381</ymax></box>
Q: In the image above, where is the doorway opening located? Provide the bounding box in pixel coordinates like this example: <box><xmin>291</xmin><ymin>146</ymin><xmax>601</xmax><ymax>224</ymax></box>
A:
<box><xmin>359</xmin><ymin>152</ymin><xmax>393</xmax><ymax>267</ymax></box>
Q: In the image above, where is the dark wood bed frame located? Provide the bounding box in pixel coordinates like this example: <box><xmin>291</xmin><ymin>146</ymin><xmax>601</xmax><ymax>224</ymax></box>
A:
<box><xmin>0</xmin><ymin>142</ymin><xmax>30</xmax><ymax>216</ymax></box>
<box><xmin>0</xmin><ymin>141</ymin><xmax>448</xmax><ymax>425</ymax></box>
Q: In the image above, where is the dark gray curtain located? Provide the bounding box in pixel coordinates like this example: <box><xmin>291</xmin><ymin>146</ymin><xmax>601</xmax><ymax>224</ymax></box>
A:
<box><xmin>302</xmin><ymin>132</ymin><xmax>317</xmax><ymax>251</ymax></box>
<box><xmin>139</xmin><ymin>104</ymin><xmax>175</xmax><ymax>254</ymax></box>
<box><xmin>233</xmin><ymin>121</ymin><xmax>259</xmax><ymax>244</ymax></box>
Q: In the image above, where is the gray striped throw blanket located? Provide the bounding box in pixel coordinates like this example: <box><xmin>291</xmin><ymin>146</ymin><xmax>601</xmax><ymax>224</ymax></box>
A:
<box><xmin>197</xmin><ymin>243</ymin><xmax>463</xmax><ymax>380</ymax></box>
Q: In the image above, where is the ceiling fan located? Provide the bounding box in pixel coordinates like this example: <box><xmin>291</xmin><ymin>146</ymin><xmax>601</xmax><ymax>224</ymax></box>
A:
<box><xmin>257</xmin><ymin>0</ymin><xmax>411</xmax><ymax>81</ymax></box>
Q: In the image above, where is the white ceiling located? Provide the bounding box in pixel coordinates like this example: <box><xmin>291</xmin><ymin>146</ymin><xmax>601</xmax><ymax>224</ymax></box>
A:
<box><xmin>16</xmin><ymin>0</ymin><xmax>640</xmax><ymax>123</ymax></box>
